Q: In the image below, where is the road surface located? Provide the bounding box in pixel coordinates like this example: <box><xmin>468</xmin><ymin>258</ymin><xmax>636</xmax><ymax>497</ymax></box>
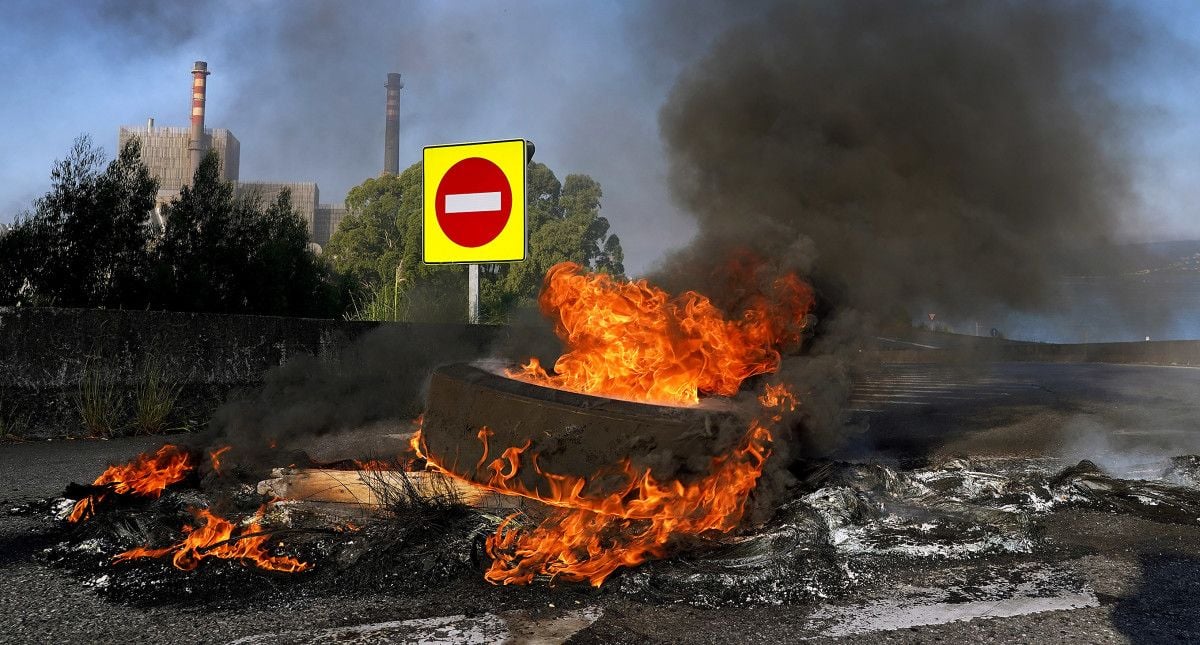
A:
<box><xmin>2</xmin><ymin>362</ymin><xmax>1199</xmax><ymax>643</ymax></box>
<box><xmin>844</xmin><ymin>362</ymin><xmax>1200</xmax><ymax>468</ymax></box>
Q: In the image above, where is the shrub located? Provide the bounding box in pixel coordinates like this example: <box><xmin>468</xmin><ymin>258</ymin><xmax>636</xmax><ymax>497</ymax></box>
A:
<box><xmin>0</xmin><ymin>402</ymin><xmax>29</xmax><ymax>441</ymax></box>
<box><xmin>132</xmin><ymin>358</ymin><xmax>182</xmax><ymax>435</ymax></box>
<box><xmin>77</xmin><ymin>358</ymin><xmax>122</xmax><ymax>438</ymax></box>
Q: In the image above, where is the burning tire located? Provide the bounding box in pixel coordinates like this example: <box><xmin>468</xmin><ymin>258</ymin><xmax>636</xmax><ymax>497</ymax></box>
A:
<box><xmin>420</xmin><ymin>362</ymin><xmax>748</xmax><ymax>497</ymax></box>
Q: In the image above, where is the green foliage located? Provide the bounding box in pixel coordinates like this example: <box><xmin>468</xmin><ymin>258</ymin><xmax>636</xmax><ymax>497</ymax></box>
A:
<box><xmin>0</xmin><ymin>136</ymin><xmax>158</xmax><ymax>307</ymax></box>
<box><xmin>328</xmin><ymin>161</ymin><xmax>625</xmax><ymax>323</ymax></box>
<box><xmin>0</xmin><ymin>137</ymin><xmax>351</xmax><ymax>318</ymax></box>
<box><xmin>325</xmin><ymin>173</ymin><xmax>414</xmax><ymax>290</ymax></box>
<box><xmin>345</xmin><ymin>264</ymin><xmax>408</xmax><ymax>322</ymax></box>
<box><xmin>153</xmin><ymin>152</ymin><xmax>351</xmax><ymax>316</ymax></box>
<box><xmin>132</xmin><ymin>358</ymin><xmax>182</xmax><ymax>435</ymax></box>
<box><xmin>77</xmin><ymin>358</ymin><xmax>122</xmax><ymax>438</ymax></box>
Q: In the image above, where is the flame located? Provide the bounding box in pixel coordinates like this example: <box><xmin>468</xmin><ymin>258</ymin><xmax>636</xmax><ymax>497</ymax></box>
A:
<box><xmin>509</xmin><ymin>260</ymin><xmax>813</xmax><ymax>405</ymax></box>
<box><xmin>209</xmin><ymin>445</ymin><xmax>231</xmax><ymax>475</ymax></box>
<box><xmin>758</xmin><ymin>382</ymin><xmax>798</xmax><ymax>415</ymax></box>
<box><xmin>114</xmin><ymin>505</ymin><xmax>308</xmax><ymax>573</ymax></box>
<box><xmin>352</xmin><ymin>459</ymin><xmax>393</xmax><ymax>471</ymax></box>
<box><xmin>68</xmin><ymin>444</ymin><xmax>194</xmax><ymax>523</ymax></box>
<box><xmin>412</xmin><ymin>382</ymin><xmax>791</xmax><ymax>586</ymax></box>
<box><xmin>408</xmin><ymin>261</ymin><xmax>812</xmax><ymax>585</ymax></box>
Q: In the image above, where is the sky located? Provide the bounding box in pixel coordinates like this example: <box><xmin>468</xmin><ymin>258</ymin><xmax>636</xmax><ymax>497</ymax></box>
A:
<box><xmin>1</xmin><ymin>0</ymin><xmax>1199</xmax><ymax>277</ymax></box>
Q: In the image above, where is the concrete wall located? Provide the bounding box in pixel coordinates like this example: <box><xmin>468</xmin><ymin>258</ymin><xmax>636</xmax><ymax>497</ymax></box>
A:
<box><xmin>0</xmin><ymin>307</ymin><xmax>500</xmax><ymax>440</ymax></box>
<box><xmin>3</xmin><ymin>307</ymin><xmax>1195</xmax><ymax>440</ymax></box>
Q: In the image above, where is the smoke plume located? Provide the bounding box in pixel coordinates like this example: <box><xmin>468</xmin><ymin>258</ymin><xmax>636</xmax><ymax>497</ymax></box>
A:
<box><xmin>656</xmin><ymin>0</ymin><xmax>1143</xmax><ymax>319</ymax></box>
<box><xmin>207</xmin><ymin>324</ymin><xmax>497</xmax><ymax>466</ymax></box>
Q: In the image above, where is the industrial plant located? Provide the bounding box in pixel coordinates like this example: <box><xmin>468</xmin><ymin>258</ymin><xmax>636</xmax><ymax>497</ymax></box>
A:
<box><xmin>118</xmin><ymin>61</ymin><xmax>402</xmax><ymax>249</ymax></box>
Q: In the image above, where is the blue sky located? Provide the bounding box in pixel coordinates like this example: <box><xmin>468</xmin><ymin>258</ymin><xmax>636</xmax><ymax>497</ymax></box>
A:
<box><xmin>1</xmin><ymin>0</ymin><xmax>1198</xmax><ymax>276</ymax></box>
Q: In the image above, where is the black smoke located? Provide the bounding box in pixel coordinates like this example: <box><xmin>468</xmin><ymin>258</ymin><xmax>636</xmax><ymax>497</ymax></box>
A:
<box><xmin>656</xmin><ymin>0</ymin><xmax>1145</xmax><ymax>319</ymax></box>
<box><xmin>207</xmin><ymin>324</ymin><xmax>499</xmax><ymax>466</ymax></box>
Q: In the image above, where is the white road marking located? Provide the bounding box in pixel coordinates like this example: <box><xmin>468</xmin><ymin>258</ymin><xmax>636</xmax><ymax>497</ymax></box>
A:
<box><xmin>229</xmin><ymin>607</ymin><xmax>602</xmax><ymax>645</ymax></box>
<box><xmin>445</xmin><ymin>191</ymin><xmax>501</xmax><ymax>213</ymax></box>
<box><xmin>807</xmin><ymin>591</ymin><xmax>1098</xmax><ymax>637</ymax></box>
<box><xmin>875</xmin><ymin>336</ymin><xmax>942</xmax><ymax>349</ymax></box>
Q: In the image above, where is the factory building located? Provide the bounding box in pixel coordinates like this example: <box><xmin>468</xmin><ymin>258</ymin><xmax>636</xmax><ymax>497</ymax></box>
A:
<box><xmin>117</xmin><ymin>122</ymin><xmax>240</xmax><ymax>205</ymax></box>
<box><xmin>117</xmin><ymin>62</ymin><xmax>401</xmax><ymax>250</ymax></box>
<box><xmin>231</xmin><ymin>185</ymin><xmax>349</xmax><ymax>247</ymax></box>
<box><xmin>235</xmin><ymin>180</ymin><xmax>318</xmax><ymax>236</ymax></box>
<box><xmin>318</xmin><ymin>203</ymin><xmax>348</xmax><ymax>244</ymax></box>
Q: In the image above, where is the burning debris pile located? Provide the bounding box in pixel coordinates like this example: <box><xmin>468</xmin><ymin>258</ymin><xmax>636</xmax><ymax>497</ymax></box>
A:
<box><xmin>36</xmin><ymin>438</ymin><xmax>1200</xmax><ymax>608</ymax></box>
<box><xmin>39</xmin><ymin>259</ymin><xmax>818</xmax><ymax>600</ymax></box>
<box><xmin>24</xmin><ymin>261</ymin><xmax>1200</xmax><ymax>610</ymax></box>
<box><xmin>66</xmin><ymin>444</ymin><xmax>194</xmax><ymax>523</ymax></box>
<box><xmin>412</xmin><ymin>258</ymin><xmax>816</xmax><ymax>586</ymax></box>
<box><xmin>510</xmin><ymin>260</ymin><xmax>814</xmax><ymax>405</ymax></box>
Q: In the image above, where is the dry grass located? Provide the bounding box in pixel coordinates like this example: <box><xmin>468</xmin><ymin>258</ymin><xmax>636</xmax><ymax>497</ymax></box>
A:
<box><xmin>77</xmin><ymin>358</ymin><xmax>121</xmax><ymax>438</ymax></box>
<box><xmin>131</xmin><ymin>358</ymin><xmax>182</xmax><ymax>435</ymax></box>
<box><xmin>0</xmin><ymin>402</ymin><xmax>29</xmax><ymax>442</ymax></box>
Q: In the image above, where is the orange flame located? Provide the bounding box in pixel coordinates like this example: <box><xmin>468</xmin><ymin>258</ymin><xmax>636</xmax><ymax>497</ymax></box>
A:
<box><xmin>509</xmin><ymin>261</ymin><xmax>813</xmax><ymax>405</ymax></box>
<box><xmin>209</xmin><ymin>445</ymin><xmax>232</xmax><ymax>475</ymax></box>
<box><xmin>114</xmin><ymin>505</ymin><xmax>308</xmax><ymax>573</ymax></box>
<box><xmin>351</xmin><ymin>459</ymin><xmax>393</xmax><ymax>471</ymax></box>
<box><xmin>412</xmin><ymin>383</ymin><xmax>792</xmax><ymax>586</ymax></box>
<box><xmin>68</xmin><ymin>444</ymin><xmax>194</xmax><ymax>523</ymax></box>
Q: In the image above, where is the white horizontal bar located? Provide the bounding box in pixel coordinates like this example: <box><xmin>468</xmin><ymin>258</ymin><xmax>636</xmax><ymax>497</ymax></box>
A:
<box><xmin>445</xmin><ymin>192</ymin><xmax>501</xmax><ymax>213</ymax></box>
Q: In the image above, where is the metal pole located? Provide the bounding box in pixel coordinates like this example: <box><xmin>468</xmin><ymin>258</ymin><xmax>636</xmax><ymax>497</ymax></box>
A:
<box><xmin>468</xmin><ymin>263</ymin><xmax>480</xmax><ymax>324</ymax></box>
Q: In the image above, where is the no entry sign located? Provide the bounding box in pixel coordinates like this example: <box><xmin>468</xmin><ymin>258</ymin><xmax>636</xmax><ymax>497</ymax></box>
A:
<box><xmin>423</xmin><ymin>139</ymin><xmax>527</xmax><ymax>264</ymax></box>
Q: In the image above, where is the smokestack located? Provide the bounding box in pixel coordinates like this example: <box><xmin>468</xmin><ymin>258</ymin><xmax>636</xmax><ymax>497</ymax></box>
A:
<box><xmin>384</xmin><ymin>72</ymin><xmax>403</xmax><ymax>175</ymax></box>
<box><xmin>188</xmin><ymin>61</ymin><xmax>211</xmax><ymax>183</ymax></box>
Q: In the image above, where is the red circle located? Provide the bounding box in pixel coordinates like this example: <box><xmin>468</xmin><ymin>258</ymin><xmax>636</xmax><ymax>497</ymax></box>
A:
<box><xmin>435</xmin><ymin>157</ymin><xmax>512</xmax><ymax>248</ymax></box>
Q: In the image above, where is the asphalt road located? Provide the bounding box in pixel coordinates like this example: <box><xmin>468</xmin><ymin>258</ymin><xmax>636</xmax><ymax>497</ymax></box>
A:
<box><xmin>2</xmin><ymin>361</ymin><xmax>1199</xmax><ymax>644</ymax></box>
<box><xmin>844</xmin><ymin>362</ymin><xmax>1200</xmax><ymax>467</ymax></box>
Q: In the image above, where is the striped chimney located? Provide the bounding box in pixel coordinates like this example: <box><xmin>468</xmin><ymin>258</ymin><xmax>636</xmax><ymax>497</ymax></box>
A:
<box><xmin>187</xmin><ymin>61</ymin><xmax>211</xmax><ymax>184</ymax></box>
<box><xmin>384</xmin><ymin>72</ymin><xmax>403</xmax><ymax>174</ymax></box>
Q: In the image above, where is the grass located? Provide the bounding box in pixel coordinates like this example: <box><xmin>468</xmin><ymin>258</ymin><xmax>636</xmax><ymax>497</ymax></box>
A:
<box><xmin>357</xmin><ymin>463</ymin><xmax>481</xmax><ymax>534</ymax></box>
<box><xmin>346</xmin><ymin>288</ymin><xmax>408</xmax><ymax>322</ymax></box>
<box><xmin>131</xmin><ymin>358</ymin><xmax>182</xmax><ymax>435</ymax></box>
<box><xmin>0</xmin><ymin>402</ymin><xmax>29</xmax><ymax>442</ymax></box>
<box><xmin>77</xmin><ymin>358</ymin><xmax>122</xmax><ymax>438</ymax></box>
<box><xmin>346</xmin><ymin>265</ymin><xmax>409</xmax><ymax>322</ymax></box>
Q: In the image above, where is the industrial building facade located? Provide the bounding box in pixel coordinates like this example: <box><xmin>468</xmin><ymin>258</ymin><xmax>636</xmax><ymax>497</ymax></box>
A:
<box><xmin>118</xmin><ymin>125</ymin><xmax>345</xmax><ymax>246</ymax></box>
<box><xmin>116</xmin><ymin>61</ymin><xmax>398</xmax><ymax>249</ymax></box>
<box><xmin>118</xmin><ymin>123</ymin><xmax>241</xmax><ymax>202</ymax></box>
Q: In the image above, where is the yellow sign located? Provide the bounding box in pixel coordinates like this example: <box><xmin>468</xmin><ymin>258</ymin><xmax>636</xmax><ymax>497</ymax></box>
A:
<box><xmin>423</xmin><ymin>139</ymin><xmax>527</xmax><ymax>264</ymax></box>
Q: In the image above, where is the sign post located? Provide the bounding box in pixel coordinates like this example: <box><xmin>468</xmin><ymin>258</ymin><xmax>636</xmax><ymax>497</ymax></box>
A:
<box><xmin>468</xmin><ymin>263</ymin><xmax>480</xmax><ymax>324</ymax></box>
<box><xmin>422</xmin><ymin>139</ymin><xmax>528</xmax><ymax>323</ymax></box>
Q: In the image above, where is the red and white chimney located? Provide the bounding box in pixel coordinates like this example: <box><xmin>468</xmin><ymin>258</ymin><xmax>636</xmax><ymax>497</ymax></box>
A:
<box><xmin>187</xmin><ymin>61</ymin><xmax>211</xmax><ymax>183</ymax></box>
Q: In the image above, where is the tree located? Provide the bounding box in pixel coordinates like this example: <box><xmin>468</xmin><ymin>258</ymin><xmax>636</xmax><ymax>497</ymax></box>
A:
<box><xmin>153</xmin><ymin>151</ymin><xmax>349</xmax><ymax>317</ymax></box>
<box><xmin>323</xmin><ymin>173</ymin><xmax>411</xmax><ymax>291</ymax></box>
<box><xmin>0</xmin><ymin>136</ymin><xmax>158</xmax><ymax>307</ymax></box>
<box><xmin>327</xmin><ymin>162</ymin><xmax>625</xmax><ymax>323</ymax></box>
<box><xmin>0</xmin><ymin>137</ymin><xmax>349</xmax><ymax>317</ymax></box>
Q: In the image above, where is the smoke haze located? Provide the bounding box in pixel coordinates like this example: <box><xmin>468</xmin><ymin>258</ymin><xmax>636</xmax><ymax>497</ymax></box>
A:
<box><xmin>656</xmin><ymin>0</ymin><xmax>1146</xmax><ymax>318</ymax></box>
<box><xmin>4</xmin><ymin>0</ymin><xmax>1198</xmax><ymax>283</ymax></box>
<box><xmin>208</xmin><ymin>324</ymin><xmax>495</xmax><ymax>466</ymax></box>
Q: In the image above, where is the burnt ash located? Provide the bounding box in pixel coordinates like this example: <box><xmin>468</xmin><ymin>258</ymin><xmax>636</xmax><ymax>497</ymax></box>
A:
<box><xmin>25</xmin><ymin>454</ymin><xmax>1200</xmax><ymax>610</ymax></box>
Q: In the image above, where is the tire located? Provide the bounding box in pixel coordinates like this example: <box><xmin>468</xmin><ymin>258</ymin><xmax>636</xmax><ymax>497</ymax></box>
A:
<box><xmin>421</xmin><ymin>362</ymin><xmax>748</xmax><ymax>498</ymax></box>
